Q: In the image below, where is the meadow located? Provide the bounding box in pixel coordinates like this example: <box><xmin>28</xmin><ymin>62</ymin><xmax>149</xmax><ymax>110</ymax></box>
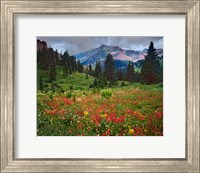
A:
<box><xmin>37</xmin><ymin>67</ymin><xmax>163</xmax><ymax>136</ymax></box>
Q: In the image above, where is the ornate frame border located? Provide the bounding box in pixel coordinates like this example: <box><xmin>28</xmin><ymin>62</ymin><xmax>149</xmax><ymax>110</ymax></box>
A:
<box><xmin>1</xmin><ymin>1</ymin><xmax>199</xmax><ymax>172</ymax></box>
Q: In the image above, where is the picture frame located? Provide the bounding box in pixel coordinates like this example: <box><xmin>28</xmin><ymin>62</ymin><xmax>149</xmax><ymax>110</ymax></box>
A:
<box><xmin>0</xmin><ymin>0</ymin><xmax>199</xmax><ymax>172</ymax></box>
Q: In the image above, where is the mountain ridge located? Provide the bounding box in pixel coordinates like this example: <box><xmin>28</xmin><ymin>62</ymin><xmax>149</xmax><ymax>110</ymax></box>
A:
<box><xmin>73</xmin><ymin>44</ymin><xmax>163</xmax><ymax>67</ymax></box>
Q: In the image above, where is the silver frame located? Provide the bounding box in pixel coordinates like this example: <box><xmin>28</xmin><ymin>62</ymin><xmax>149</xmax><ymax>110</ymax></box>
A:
<box><xmin>0</xmin><ymin>0</ymin><xmax>199</xmax><ymax>172</ymax></box>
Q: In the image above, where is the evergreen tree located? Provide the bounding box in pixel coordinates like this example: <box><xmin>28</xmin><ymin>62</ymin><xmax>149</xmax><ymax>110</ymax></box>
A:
<box><xmin>40</xmin><ymin>47</ymin><xmax>50</xmax><ymax>70</ymax></box>
<box><xmin>93</xmin><ymin>78</ymin><xmax>98</xmax><ymax>88</ymax></box>
<box><xmin>39</xmin><ymin>75</ymin><xmax>43</xmax><ymax>90</ymax></box>
<box><xmin>61</xmin><ymin>52</ymin><xmax>78</xmax><ymax>75</ymax></box>
<box><xmin>105</xmin><ymin>53</ymin><xmax>115</xmax><ymax>84</ymax></box>
<box><xmin>77</xmin><ymin>60</ymin><xmax>83</xmax><ymax>73</ymax></box>
<box><xmin>126</xmin><ymin>61</ymin><xmax>134</xmax><ymax>83</ymax></box>
<box><xmin>116</xmin><ymin>69</ymin><xmax>125</xmax><ymax>81</ymax></box>
<box><xmin>154</xmin><ymin>55</ymin><xmax>163</xmax><ymax>83</ymax></box>
<box><xmin>37</xmin><ymin>49</ymin><xmax>41</xmax><ymax>66</ymax></box>
<box><xmin>140</xmin><ymin>41</ymin><xmax>160</xmax><ymax>84</ymax></box>
<box><xmin>97</xmin><ymin>73</ymin><xmax>107</xmax><ymax>88</ymax></box>
<box><xmin>49</xmin><ymin>48</ymin><xmax>56</xmax><ymax>82</ymax></box>
<box><xmin>94</xmin><ymin>61</ymin><xmax>102</xmax><ymax>78</ymax></box>
<box><xmin>54</xmin><ymin>49</ymin><xmax>60</xmax><ymax>65</ymax></box>
<box><xmin>69</xmin><ymin>66</ymin><xmax>72</xmax><ymax>74</ymax></box>
<box><xmin>85</xmin><ymin>73</ymin><xmax>89</xmax><ymax>79</ymax></box>
<box><xmin>85</xmin><ymin>68</ymin><xmax>89</xmax><ymax>79</ymax></box>
<box><xmin>88</xmin><ymin>64</ymin><xmax>93</xmax><ymax>76</ymax></box>
<box><xmin>134</xmin><ymin>71</ymin><xmax>141</xmax><ymax>82</ymax></box>
<box><xmin>72</xmin><ymin>56</ymin><xmax>77</xmax><ymax>71</ymax></box>
<box><xmin>62</xmin><ymin>50</ymin><xmax>70</xmax><ymax>76</ymax></box>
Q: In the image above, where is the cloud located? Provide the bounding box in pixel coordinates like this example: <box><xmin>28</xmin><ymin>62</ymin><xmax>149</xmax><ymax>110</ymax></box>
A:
<box><xmin>37</xmin><ymin>36</ymin><xmax>163</xmax><ymax>54</ymax></box>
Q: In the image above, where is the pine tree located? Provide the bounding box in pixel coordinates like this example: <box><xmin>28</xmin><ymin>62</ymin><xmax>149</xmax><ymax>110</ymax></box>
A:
<box><xmin>93</xmin><ymin>78</ymin><xmax>98</xmax><ymax>88</ymax></box>
<box><xmin>97</xmin><ymin>73</ymin><xmax>107</xmax><ymax>88</ymax></box>
<box><xmin>85</xmin><ymin>68</ymin><xmax>89</xmax><ymax>79</ymax></box>
<box><xmin>134</xmin><ymin>71</ymin><xmax>141</xmax><ymax>82</ymax></box>
<box><xmin>37</xmin><ymin>49</ymin><xmax>41</xmax><ymax>66</ymax></box>
<box><xmin>126</xmin><ymin>61</ymin><xmax>134</xmax><ymax>83</ymax></box>
<box><xmin>88</xmin><ymin>64</ymin><xmax>93</xmax><ymax>76</ymax></box>
<box><xmin>140</xmin><ymin>41</ymin><xmax>159</xmax><ymax>84</ymax></box>
<box><xmin>72</xmin><ymin>56</ymin><xmax>77</xmax><ymax>71</ymax></box>
<box><xmin>154</xmin><ymin>55</ymin><xmax>163</xmax><ymax>83</ymax></box>
<box><xmin>55</xmin><ymin>49</ymin><xmax>60</xmax><ymax>65</ymax></box>
<box><xmin>105</xmin><ymin>53</ymin><xmax>115</xmax><ymax>84</ymax></box>
<box><xmin>62</xmin><ymin>50</ymin><xmax>70</xmax><ymax>76</ymax></box>
<box><xmin>40</xmin><ymin>47</ymin><xmax>50</xmax><ymax>70</ymax></box>
<box><xmin>49</xmin><ymin>48</ymin><xmax>56</xmax><ymax>82</ymax></box>
<box><xmin>69</xmin><ymin>66</ymin><xmax>72</xmax><ymax>74</ymax></box>
<box><xmin>116</xmin><ymin>69</ymin><xmax>124</xmax><ymax>81</ymax></box>
<box><xmin>39</xmin><ymin>75</ymin><xmax>43</xmax><ymax>90</ymax></box>
<box><xmin>85</xmin><ymin>73</ymin><xmax>89</xmax><ymax>79</ymax></box>
<box><xmin>94</xmin><ymin>61</ymin><xmax>102</xmax><ymax>78</ymax></box>
<box><xmin>77</xmin><ymin>60</ymin><xmax>83</xmax><ymax>73</ymax></box>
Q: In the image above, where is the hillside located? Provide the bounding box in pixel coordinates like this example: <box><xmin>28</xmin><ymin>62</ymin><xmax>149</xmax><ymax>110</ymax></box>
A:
<box><xmin>37</xmin><ymin>66</ymin><xmax>95</xmax><ymax>92</ymax></box>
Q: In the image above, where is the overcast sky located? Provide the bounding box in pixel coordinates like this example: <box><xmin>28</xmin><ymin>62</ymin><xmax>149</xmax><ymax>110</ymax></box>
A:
<box><xmin>37</xmin><ymin>36</ymin><xmax>163</xmax><ymax>55</ymax></box>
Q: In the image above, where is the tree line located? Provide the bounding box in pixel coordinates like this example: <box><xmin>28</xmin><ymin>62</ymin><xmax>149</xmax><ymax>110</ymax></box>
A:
<box><xmin>37</xmin><ymin>44</ymin><xmax>84</xmax><ymax>82</ymax></box>
<box><xmin>37</xmin><ymin>41</ymin><xmax>163</xmax><ymax>89</ymax></box>
<box><xmin>84</xmin><ymin>41</ymin><xmax>162</xmax><ymax>87</ymax></box>
<box><xmin>85</xmin><ymin>53</ymin><xmax>136</xmax><ymax>88</ymax></box>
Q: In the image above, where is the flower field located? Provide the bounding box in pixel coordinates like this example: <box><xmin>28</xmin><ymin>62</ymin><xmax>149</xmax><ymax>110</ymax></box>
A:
<box><xmin>37</xmin><ymin>85</ymin><xmax>163</xmax><ymax>136</ymax></box>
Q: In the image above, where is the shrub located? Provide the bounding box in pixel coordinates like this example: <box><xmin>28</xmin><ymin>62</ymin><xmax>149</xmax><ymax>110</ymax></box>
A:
<box><xmin>101</xmin><ymin>89</ymin><xmax>112</xmax><ymax>98</ymax></box>
<box><xmin>73</xmin><ymin>95</ymin><xmax>76</xmax><ymax>102</ymax></box>
<box><xmin>69</xmin><ymin>84</ymin><xmax>73</xmax><ymax>90</ymax></box>
<box><xmin>66</xmin><ymin>91</ymin><xmax>72</xmax><ymax>98</ymax></box>
<box><xmin>121</xmin><ymin>81</ymin><xmax>125</xmax><ymax>87</ymax></box>
<box><xmin>89</xmin><ymin>84</ymin><xmax>93</xmax><ymax>89</ymax></box>
<box><xmin>93</xmin><ymin>88</ymin><xmax>97</xmax><ymax>94</ymax></box>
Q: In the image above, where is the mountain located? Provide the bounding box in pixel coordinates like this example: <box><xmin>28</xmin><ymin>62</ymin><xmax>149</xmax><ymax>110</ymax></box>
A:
<box><xmin>37</xmin><ymin>39</ymin><xmax>47</xmax><ymax>51</ymax></box>
<box><xmin>73</xmin><ymin>44</ymin><xmax>163</xmax><ymax>69</ymax></box>
<box><xmin>37</xmin><ymin>40</ymin><xmax>163</xmax><ymax>70</ymax></box>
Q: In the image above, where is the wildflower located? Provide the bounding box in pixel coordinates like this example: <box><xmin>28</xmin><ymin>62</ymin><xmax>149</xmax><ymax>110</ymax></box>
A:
<box><xmin>139</xmin><ymin>114</ymin><xmax>145</xmax><ymax>120</ymax></box>
<box><xmin>129</xmin><ymin>129</ymin><xmax>134</xmax><ymax>135</ymax></box>
<box><xmin>156</xmin><ymin>111</ymin><xmax>162</xmax><ymax>119</ymax></box>
<box><xmin>83</xmin><ymin>111</ymin><xmax>89</xmax><ymax>116</ymax></box>
<box><xmin>100</xmin><ymin>113</ymin><xmax>108</xmax><ymax>118</ymax></box>
<box><xmin>77</xmin><ymin>98</ymin><xmax>82</xmax><ymax>102</ymax></box>
<box><xmin>63</xmin><ymin>97</ymin><xmax>73</xmax><ymax>105</ymax></box>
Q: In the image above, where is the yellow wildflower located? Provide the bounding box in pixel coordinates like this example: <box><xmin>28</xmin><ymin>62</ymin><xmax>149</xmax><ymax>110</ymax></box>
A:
<box><xmin>101</xmin><ymin>113</ymin><xmax>108</xmax><ymax>118</ymax></box>
<box><xmin>83</xmin><ymin>111</ymin><xmax>89</xmax><ymax>116</ymax></box>
<box><xmin>129</xmin><ymin>129</ymin><xmax>134</xmax><ymax>135</ymax></box>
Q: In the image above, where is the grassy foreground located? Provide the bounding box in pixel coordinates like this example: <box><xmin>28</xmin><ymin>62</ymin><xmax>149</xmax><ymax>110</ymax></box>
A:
<box><xmin>37</xmin><ymin>69</ymin><xmax>163</xmax><ymax>136</ymax></box>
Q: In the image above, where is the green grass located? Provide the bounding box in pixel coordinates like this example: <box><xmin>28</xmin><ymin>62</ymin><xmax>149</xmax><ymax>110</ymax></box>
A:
<box><xmin>37</xmin><ymin>66</ymin><xmax>163</xmax><ymax>94</ymax></box>
<box><xmin>37</xmin><ymin>66</ymin><xmax>163</xmax><ymax>136</ymax></box>
<box><xmin>37</xmin><ymin>85</ymin><xmax>163</xmax><ymax>136</ymax></box>
<box><xmin>101</xmin><ymin>89</ymin><xmax>113</xmax><ymax>98</ymax></box>
<box><xmin>38</xmin><ymin>66</ymin><xmax>95</xmax><ymax>92</ymax></box>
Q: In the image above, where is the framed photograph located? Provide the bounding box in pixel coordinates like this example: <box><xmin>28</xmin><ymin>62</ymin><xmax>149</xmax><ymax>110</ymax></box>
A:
<box><xmin>1</xmin><ymin>0</ymin><xmax>199</xmax><ymax>172</ymax></box>
<box><xmin>36</xmin><ymin>36</ymin><xmax>163</xmax><ymax>137</ymax></box>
